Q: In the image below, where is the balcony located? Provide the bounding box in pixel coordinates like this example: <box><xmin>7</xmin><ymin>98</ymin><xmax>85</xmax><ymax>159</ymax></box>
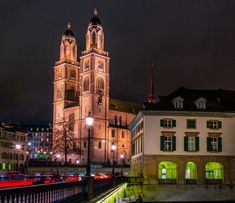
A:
<box><xmin>158</xmin><ymin>179</ymin><xmax>177</xmax><ymax>184</ymax></box>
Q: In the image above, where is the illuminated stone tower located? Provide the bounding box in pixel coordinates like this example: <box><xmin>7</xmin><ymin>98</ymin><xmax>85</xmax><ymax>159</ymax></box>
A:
<box><xmin>53</xmin><ymin>22</ymin><xmax>80</xmax><ymax>162</ymax></box>
<box><xmin>79</xmin><ymin>9</ymin><xmax>110</xmax><ymax>163</ymax></box>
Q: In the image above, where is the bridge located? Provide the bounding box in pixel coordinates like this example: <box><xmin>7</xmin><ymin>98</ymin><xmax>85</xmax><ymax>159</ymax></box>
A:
<box><xmin>0</xmin><ymin>177</ymin><xmax>142</xmax><ymax>203</ymax></box>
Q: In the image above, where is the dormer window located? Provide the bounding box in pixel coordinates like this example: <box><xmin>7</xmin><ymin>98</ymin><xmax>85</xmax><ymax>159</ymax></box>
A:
<box><xmin>172</xmin><ymin>96</ymin><xmax>184</xmax><ymax>109</ymax></box>
<box><xmin>194</xmin><ymin>97</ymin><xmax>206</xmax><ymax>110</ymax></box>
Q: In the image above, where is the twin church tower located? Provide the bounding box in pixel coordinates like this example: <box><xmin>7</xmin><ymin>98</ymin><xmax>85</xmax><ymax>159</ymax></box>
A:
<box><xmin>53</xmin><ymin>10</ymin><xmax>140</xmax><ymax>164</ymax></box>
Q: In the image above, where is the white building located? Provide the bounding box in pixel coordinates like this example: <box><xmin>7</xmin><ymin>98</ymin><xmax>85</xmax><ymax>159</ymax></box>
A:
<box><xmin>130</xmin><ymin>87</ymin><xmax>235</xmax><ymax>184</ymax></box>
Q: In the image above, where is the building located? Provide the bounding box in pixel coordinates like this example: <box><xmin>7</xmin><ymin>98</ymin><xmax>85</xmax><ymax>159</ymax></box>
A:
<box><xmin>0</xmin><ymin>125</ymin><xmax>28</xmax><ymax>174</ymax></box>
<box><xmin>130</xmin><ymin>87</ymin><xmax>235</xmax><ymax>184</ymax></box>
<box><xmin>26</xmin><ymin>125</ymin><xmax>52</xmax><ymax>160</ymax></box>
<box><xmin>52</xmin><ymin>10</ymin><xmax>141</xmax><ymax>164</ymax></box>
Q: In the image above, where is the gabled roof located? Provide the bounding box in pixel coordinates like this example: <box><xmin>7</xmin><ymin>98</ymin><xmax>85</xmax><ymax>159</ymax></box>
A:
<box><xmin>143</xmin><ymin>86</ymin><xmax>235</xmax><ymax>112</ymax></box>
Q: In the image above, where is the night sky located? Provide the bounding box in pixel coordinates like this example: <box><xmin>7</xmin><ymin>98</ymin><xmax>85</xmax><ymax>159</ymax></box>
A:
<box><xmin>0</xmin><ymin>0</ymin><xmax>235</xmax><ymax>124</ymax></box>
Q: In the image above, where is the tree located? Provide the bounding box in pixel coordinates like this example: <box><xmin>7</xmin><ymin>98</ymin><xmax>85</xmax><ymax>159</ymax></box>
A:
<box><xmin>53</xmin><ymin>113</ymin><xmax>80</xmax><ymax>164</ymax></box>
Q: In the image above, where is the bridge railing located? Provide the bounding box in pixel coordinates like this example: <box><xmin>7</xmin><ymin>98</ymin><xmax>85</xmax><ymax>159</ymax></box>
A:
<box><xmin>0</xmin><ymin>179</ymin><xmax>87</xmax><ymax>203</ymax></box>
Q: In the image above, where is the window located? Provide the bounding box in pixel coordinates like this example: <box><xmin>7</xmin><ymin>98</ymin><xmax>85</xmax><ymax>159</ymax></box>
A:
<box><xmin>85</xmin><ymin>60</ymin><xmax>89</xmax><ymax>69</ymax></box>
<box><xmin>111</xmin><ymin>129</ymin><xmax>115</xmax><ymax>137</ymax></box>
<box><xmin>114</xmin><ymin>115</ymin><xmax>118</xmax><ymax>125</ymax></box>
<box><xmin>194</xmin><ymin>97</ymin><xmax>206</xmax><ymax>109</ymax></box>
<box><xmin>160</xmin><ymin>119</ymin><xmax>176</xmax><ymax>128</ymax></box>
<box><xmin>160</xmin><ymin>136</ymin><xmax>176</xmax><ymax>151</ymax></box>
<box><xmin>69</xmin><ymin>113</ymin><xmax>75</xmax><ymax>131</ymax></box>
<box><xmin>119</xmin><ymin>116</ymin><xmax>122</xmax><ymax>126</ymax></box>
<box><xmin>83</xmin><ymin>77</ymin><xmax>89</xmax><ymax>92</ymax></box>
<box><xmin>207</xmin><ymin>120</ymin><xmax>222</xmax><ymax>129</ymax></box>
<box><xmin>122</xmin><ymin>131</ymin><xmax>125</xmax><ymax>139</ymax></box>
<box><xmin>172</xmin><ymin>96</ymin><xmax>184</xmax><ymax>109</ymax></box>
<box><xmin>207</xmin><ymin>136</ymin><xmax>222</xmax><ymax>152</ymax></box>
<box><xmin>70</xmin><ymin>70</ymin><xmax>76</xmax><ymax>79</ymax></box>
<box><xmin>184</xmin><ymin>136</ymin><xmax>199</xmax><ymax>152</ymax></box>
<box><xmin>84</xmin><ymin>141</ymin><xmax>86</xmax><ymax>148</ymax></box>
<box><xmin>97</xmin><ymin>61</ymin><xmax>104</xmax><ymax>71</ymax></box>
<box><xmin>187</xmin><ymin>119</ymin><xmax>196</xmax><ymax>129</ymax></box>
<box><xmin>98</xmin><ymin>141</ymin><xmax>102</xmax><ymax>149</ymax></box>
<box><xmin>122</xmin><ymin>144</ymin><xmax>125</xmax><ymax>148</ymax></box>
<box><xmin>96</xmin><ymin>78</ymin><xmax>104</xmax><ymax>93</ymax></box>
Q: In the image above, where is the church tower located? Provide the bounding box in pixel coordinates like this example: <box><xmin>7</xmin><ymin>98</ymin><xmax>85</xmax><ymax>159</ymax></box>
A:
<box><xmin>79</xmin><ymin>9</ymin><xmax>110</xmax><ymax>163</ymax></box>
<box><xmin>53</xmin><ymin>22</ymin><xmax>80</xmax><ymax>162</ymax></box>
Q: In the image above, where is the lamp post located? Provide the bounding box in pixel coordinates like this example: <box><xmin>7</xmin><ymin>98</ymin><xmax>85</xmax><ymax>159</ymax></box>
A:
<box><xmin>76</xmin><ymin>160</ymin><xmax>80</xmax><ymax>175</ymax></box>
<box><xmin>56</xmin><ymin>154</ymin><xmax>60</xmax><ymax>175</ymax></box>
<box><xmin>111</xmin><ymin>144</ymin><xmax>116</xmax><ymax>177</ymax></box>
<box><xmin>85</xmin><ymin>112</ymin><xmax>94</xmax><ymax>177</ymax></box>
<box><xmin>120</xmin><ymin>154</ymin><xmax>124</xmax><ymax>176</ymax></box>
<box><xmin>15</xmin><ymin>144</ymin><xmax>21</xmax><ymax>171</ymax></box>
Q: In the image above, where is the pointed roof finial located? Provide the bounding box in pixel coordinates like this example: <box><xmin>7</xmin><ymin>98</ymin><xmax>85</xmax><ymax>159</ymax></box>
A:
<box><xmin>94</xmin><ymin>8</ymin><xmax>98</xmax><ymax>16</ymax></box>
<box><xmin>67</xmin><ymin>21</ymin><xmax>71</xmax><ymax>29</ymax></box>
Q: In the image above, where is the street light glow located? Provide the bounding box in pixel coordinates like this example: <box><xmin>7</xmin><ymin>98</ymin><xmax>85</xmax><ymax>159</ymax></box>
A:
<box><xmin>120</xmin><ymin>154</ymin><xmax>124</xmax><ymax>159</ymax></box>
<box><xmin>15</xmin><ymin>144</ymin><xmax>21</xmax><ymax>150</ymax></box>
<box><xmin>85</xmin><ymin>111</ymin><xmax>94</xmax><ymax>126</ymax></box>
<box><xmin>56</xmin><ymin>154</ymin><xmax>60</xmax><ymax>158</ymax></box>
<box><xmin>76</xmin><ymin>160</ymin><xmax>80</xmax><ymax>164</ymax></box>
<box><xmin>111</xmin><ymin>144</ymin><xmax>116</xmax><ymax>151</ymax></box>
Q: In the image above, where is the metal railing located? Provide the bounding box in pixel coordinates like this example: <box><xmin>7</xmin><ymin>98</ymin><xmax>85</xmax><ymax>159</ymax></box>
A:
<box><xmin>0</xmin><ymin>180</ymin><xmax>87</xmax><ymax>203</ymax></box>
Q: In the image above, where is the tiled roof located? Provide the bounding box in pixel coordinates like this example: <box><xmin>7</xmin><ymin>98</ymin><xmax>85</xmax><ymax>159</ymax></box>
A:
<box><xmin>143</xmin><ymin>86</ymin><xmax>235</xmax><ymax>112</ymax></box>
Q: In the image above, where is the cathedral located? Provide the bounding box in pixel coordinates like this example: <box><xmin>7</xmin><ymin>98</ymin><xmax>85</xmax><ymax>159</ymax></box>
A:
<box><xmin>52</xmin><ymin>10</ymin><xmax>141</xmax><ymax>165</ymax></box>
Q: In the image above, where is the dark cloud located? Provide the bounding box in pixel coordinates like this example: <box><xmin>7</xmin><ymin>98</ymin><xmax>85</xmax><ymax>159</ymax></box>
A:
<box><xmin>0</xmin><ymin>0</ymin><xmax>235</xmax><ymax>123</ymax></box>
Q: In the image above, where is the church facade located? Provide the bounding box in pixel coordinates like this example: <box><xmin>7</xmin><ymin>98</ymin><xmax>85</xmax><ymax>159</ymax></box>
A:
<box><xmin>52</xmin><ymin>11</ymin><xmax>141</xmax><ymax>165</ymax></box>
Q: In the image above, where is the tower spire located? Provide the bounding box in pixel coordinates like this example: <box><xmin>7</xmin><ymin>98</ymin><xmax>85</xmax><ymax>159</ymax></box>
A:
<box><xmin>67</xmin><ymin>21</ymin><xmax>71</xmax><ymax>29</ymax></box>
<box><xmin>94</xmin><ymin>8</ymin><xmax>98</xmax><ymax>16</ymax></box>
<box><xmin>148</xmin><ymin>61</ymin><xmax>157</xmax><ymax>104</ymax></box>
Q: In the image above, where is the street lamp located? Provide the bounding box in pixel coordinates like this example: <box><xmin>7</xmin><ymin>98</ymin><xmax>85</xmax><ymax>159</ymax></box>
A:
<box><xmin>85</xmin><ymin>112</ymin><xmax>94</xmax><ymax>177</ymax></box>
<box><xmin>76</xmin><ymin>160</ymin><xmax>80</xmax><ymax>175</ymax></box>
<box><xmin>120</xmin><ymin>154</ymin><xmax>124</xmax><ymax>176</ymax></box>
<box><xmin>15</xmin><ymin>144</ymin><xmax>21</xmax><ymax>171</ymax></box>
<box><xmin>111</xmin><ymin>143</ymin><xmax>116</xmax><ymax>177</ymax></box>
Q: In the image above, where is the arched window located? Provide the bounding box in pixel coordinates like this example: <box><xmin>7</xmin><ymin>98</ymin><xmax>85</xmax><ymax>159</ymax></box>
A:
<box><xmin>92</xmin><ymin>32</ymin><xmax>96</xmax><ymax>47</ymax></box>
<box><xmin>98</xmin><ymin>141</ymin><xmax>102</xmax><ymax>149</ymax></box>
<box><xmin>205</xmin><ymin>162</ymin><xmax>223</xmax><ymax>180</ymax></box>
<box><xmin>83</xmin><ymin>77</ymin><xmax>89</xmax><ymax>92</ymax></box>
<box><xmin>8</xmin><ymin>153</ymin><xmax>13</xmax><ymax>160</ymax></box>
<box><xmin>185</xmin><ymin>162</ymin><xmax>197</xmax><ymax>180</ymax></box>
<box><xmin>96</xmin><ymin>78</ymin><xmax>104</xmax><ymax>93</ymax></box>
<box><xmin>159</xmin><ymin>161</ymin><xmax>177</xmax><ymax>180</ymax></box>
<box><xmin>69</xmin><ymin>113</ymin><xmax>75</xmax><ymax>131</ymax></box>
